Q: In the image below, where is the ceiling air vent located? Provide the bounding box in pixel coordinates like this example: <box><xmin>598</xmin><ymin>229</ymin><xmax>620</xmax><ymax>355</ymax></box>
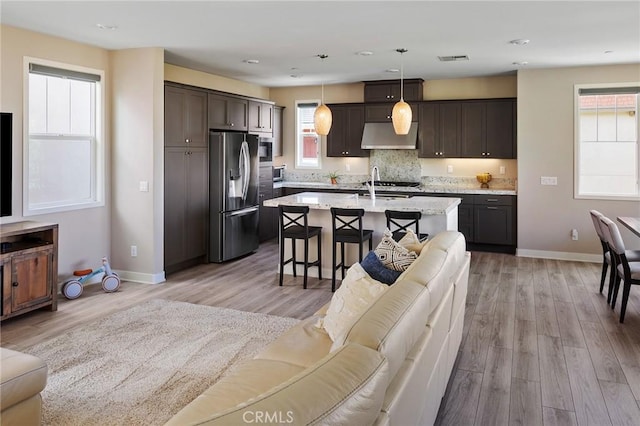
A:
<box><xmin>438</xmin><ymin>55</ymin><xmax>469</xmax><ymax>62</ymax></box>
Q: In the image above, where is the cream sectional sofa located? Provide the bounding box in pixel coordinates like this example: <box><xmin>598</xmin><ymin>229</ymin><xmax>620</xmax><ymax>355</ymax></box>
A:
<box><xmin>167</xmin><ymin>231</ymin><xmax>470</xmax><ymax>426</ymax></box>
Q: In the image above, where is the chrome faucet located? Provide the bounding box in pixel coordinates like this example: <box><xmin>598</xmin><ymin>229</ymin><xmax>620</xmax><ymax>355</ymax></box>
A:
<box><xmin>367</xmin><ymin>166</ymin><xmax>381</xmax><ymax>200</ymax></box>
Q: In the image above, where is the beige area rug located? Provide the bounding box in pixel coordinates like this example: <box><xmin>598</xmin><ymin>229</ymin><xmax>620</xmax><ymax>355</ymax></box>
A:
<box><xmin>24</xmin><ymin>299</ymin><xmax>300</xmax><ymax>426</ymax></box>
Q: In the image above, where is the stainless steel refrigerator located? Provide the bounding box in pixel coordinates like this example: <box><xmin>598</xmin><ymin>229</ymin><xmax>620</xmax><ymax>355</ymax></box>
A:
<box><xmin>209</xmin><ymin>131</ymin><xmax>259</xmax><ymax>262</ymax></box>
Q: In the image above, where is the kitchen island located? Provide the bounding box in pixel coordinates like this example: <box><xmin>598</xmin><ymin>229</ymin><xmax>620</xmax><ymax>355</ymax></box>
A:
<box><xmin>264</xmin><ymin>191</ymin><xmax>460</xmax><ymax>279</ymax></box>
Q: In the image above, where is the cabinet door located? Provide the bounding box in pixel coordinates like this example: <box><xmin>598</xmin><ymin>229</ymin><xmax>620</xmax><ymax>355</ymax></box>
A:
<box><xmin>11</xmin><ymin>248</ymin><xmax>53</xmax><ymax>312</ymax></box>
<box><xmin>164</xmin><ymin>148</ymin><xmax>188</xmax><ymax>266</ymax></box>
<box><xmin>165</xmin><ymin>86</ymin><xmax>187</xmax><ymax>147</ymax></box>
<box><xmin>364</xmin><ymin>84</ymin><xmax>393</xmax><ymax>102</ymax></box>
<box><xmin>208</xmin><ymin>94</ymin><xmax>230</xmax><ymax>130</ymax></box>
<box><xmin>258</xmin><ymin>166</ymin><xmax>276</xmax><ymax>241</ymax></box>
<box><xmin>184</xmin><ymin>89</ymin><xmax>208</xmax><ymax>147</ymax></box>
<box><xmin>440</xmin><ymin>103</ymin><xmax>461</xmax><ymax>157</ymax></box>
<box><xmin>485</xmin><ymin>100</ymin><xmax>515</xmax><ymax>158</ymax></box>
<box><xmin>345</xmin><ymin>105</ymin><xmax>366</xmax><ymax>157</ymax></box>
<box><xmin>185</xmin><ymin>148</ymin><xmax>209</xmax><ymax>259</ymax></box>
<box><xmin>227</xmin><ymin>98</ymin><xmax>248</xmax><ymax>131</ymax></box>
<box><xmin>400</xmin><ymin>81</ymin><xmax>423</xmax><ymax>102</ymax></box>
<box><xmin>418</xmin><ymin>103</ymin><xmax>439</xmax><ymax>158</ymax></box>
<box><xmin>273</xmin><ymin>106</ymin><xmax>284</xmax><ymax>157</ymax></box>
<box><xmin>327</xmin><ymin>105</ymin><xmax>347</xmax><ymax>156</ymax></box>
<box><xmin>460</xmin><ymin>102</ymin><xmax>486</xmax><ymax>157</ymax></box>
<box><xmin>365</xmin><ymin>104</ymin><xmax>393</xmax><ymax>122</ymax></box>
<box><xmin>474</xmin><ymin>205</ymin><xmax>513</xmax><ymax>245</ymax></box>
<box><xmin>458</xmin><ymin>204</ymin><xmax>474</xmax><ymax>243</ymax></box>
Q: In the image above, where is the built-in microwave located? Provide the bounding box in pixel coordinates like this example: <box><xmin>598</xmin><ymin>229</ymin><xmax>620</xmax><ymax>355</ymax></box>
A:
<box><xmin>273</xmin><ymin>165</ymin><xmax>285</xmax><ymax>182</ymax></box>
<box><xmin>258</xmin><ymin>136</ymin><xmax>273</xmax><ymax>165</ymax></box>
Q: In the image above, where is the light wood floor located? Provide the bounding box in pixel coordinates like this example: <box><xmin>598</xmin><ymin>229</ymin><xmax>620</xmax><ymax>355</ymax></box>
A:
<box><xmin>3</xmin><ymin>243</ymin><xmax>640</xmax><ymax>425</ymax></box>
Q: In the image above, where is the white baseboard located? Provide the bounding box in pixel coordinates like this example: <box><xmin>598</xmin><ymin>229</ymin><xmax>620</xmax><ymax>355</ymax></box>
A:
<box><xmin>115</xmin><ymin>270</ymin><xmax>166</xmax><ymax>284</ymax></box>
<box><xmin>516</xmin><ymin>249</ymin><xmax>600</xmax><ymax>263</ymax></box>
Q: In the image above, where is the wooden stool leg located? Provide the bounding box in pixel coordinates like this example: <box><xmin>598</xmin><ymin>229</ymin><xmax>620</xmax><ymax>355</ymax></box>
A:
<box><xmin>317</xmin><ymin>233</ymin><xmax>322</xmax><ymax>280</ymax></box>
<box><xmin>303</xmin><ymin>237</ymin><xmax>309</xmax><ymax>289</ymax></box>
<box><xmin>332</xmin><ymin>239</ymin><xmax>337</xmax><ymax>292</ymax></box>
<box><xmin>340</xmin><ymin>242</ymin><xmax>346</xmax><ymax>279</ymax></box>
<box><xmin>279</xmin><ymin>235</ymin><xmax>285</xmax><ymax>286</ymax></box>
<box><xmin>291</xmin><ymin>238</ymin><xmax>297</xmax><ymax>277</ymax></box>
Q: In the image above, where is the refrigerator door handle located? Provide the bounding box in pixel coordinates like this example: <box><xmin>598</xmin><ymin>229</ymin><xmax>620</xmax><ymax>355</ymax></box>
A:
<box><xmin>240</xmin><ymin>140</ymin><xmax>250</xmax><ymax>201</ymax></box>
<box><xmin>227</xmin><ymin>206</ymin><xmax>259</xmax><ymax>217</ymax></box>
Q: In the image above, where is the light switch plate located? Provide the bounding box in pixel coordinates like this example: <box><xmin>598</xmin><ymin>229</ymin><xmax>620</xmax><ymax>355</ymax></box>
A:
<box><xmin>499</xmin><ymin>166</ymin><xmax>506</xmax><ymax>175</ymax></box>
<box><xmin>447</xmin><ymin>165</ymin><xmax>453</xmax><ymax>173</ymax></box>
<box><xmin>139</xmin><ymin>181</ymin><xmax>149</xmax><ymax>192</ymax></box>
<box><xmin>540</xmin><ymin>176</ymin><xmax>558</xmax><ymax>185</ymax></box>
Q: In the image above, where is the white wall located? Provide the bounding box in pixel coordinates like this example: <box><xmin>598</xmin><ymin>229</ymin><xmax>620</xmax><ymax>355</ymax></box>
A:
<box><xmin>0</xmin><ymin>24</ymin><xmax>111</xmax><ymax>279</ymax></box>
<box><xmin>517</xmin><ymin>64</ymin><xmax>640</xmax><ymax>258</ymax></box>
<box><xmin>110</xmin><ymin>48</ymin><xmax>165</xmax><ymax>283</ymax></box>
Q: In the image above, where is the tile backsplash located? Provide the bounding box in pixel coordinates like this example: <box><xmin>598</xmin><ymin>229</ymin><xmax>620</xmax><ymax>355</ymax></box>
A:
<box><xmin>369</xmin><ymin>150</ymin><xmax>421</xmax><ymax>182</ymax></box>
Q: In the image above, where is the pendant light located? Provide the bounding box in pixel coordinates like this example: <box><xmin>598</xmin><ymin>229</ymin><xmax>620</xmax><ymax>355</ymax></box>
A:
<box><xmin>314</xmin><ymin>54</ymin><xmax>332</xmax><ymax>136</ymax></box>
<box><xmin>392</xmin><ymin>48</ymin><xmax>412</xmax><ymax>135</ymax></box>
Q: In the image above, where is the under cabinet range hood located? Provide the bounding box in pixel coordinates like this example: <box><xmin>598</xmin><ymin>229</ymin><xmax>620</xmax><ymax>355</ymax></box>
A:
<box><xmin>361</xmin><ymin>122</ymin><xmax>418</xmax><ymax>149</ymax></box>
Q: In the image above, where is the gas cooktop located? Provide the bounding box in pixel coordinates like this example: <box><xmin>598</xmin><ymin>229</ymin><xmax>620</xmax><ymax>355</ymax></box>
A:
<box><xmin>362</xmin><ymin>180</ymin><xmax>421</xmax><ymax>188</ymax></box>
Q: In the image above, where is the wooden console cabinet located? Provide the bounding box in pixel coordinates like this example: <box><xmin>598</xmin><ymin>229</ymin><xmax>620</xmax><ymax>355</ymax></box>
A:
<box><xmin>1</xmin><ymin>221</ymin><xmax>58</xmax><ymax>320</ymax></box>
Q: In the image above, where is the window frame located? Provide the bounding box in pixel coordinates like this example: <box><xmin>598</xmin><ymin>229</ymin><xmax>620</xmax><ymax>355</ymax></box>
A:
<box><xmin>574</xmin><ymin>82</ymin><xmax>640</xmax><ymax>201</ymax></box>
<box><xmin>23</xmin><ymin>57</ymin><xmax>105</xmax><ymax>216</ymax></box>
<box><xmin>294</xmin><ymin>99</ymin><xmax>322</xmax><ymax>170</ymax></box>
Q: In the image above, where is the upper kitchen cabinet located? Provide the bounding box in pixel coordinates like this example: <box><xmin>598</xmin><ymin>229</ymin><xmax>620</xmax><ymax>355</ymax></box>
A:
<box><xmin>326</xmin><ymin>104</ymin><xmax>368</xmax><ymax>157</ymax></box>
<box><xmin>460</xmin><ymin>98</ymin><xmax>516</xmax><ymax>159</ymax></box>
<box><xmin>418</xmin><ymin>102</ymin><xmax>461</xmax><ymax>158</ymax></box>
<box><xmin>208</xmin><ymin>93</ymin><xmax>248</xmax><ymax>131</ymax></box>
<box><xmin>363</xmin><ymin>79</ymin><xmax>424</xmax><ymax>103</ymax></box>
<box><xmin>365</xmin><ymin>102</ymin><xmax>420</xmax><ymax>123</ymax></box>
<box><xmin>165</xmin><ymin>84</ymin><xmax>208</xmax><ymax>147</ymax></box>
<box><xmin>273</xmin><ymin>106</ymin><xmax>284</xmax><ymax>157</ymax></box>
<box><xmin>248</xmin><ymin>100</ymin><xmax>274</xmax><ymax>134</ymax></box>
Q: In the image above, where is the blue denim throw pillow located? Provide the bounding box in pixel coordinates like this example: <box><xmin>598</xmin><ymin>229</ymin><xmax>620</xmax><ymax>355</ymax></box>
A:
<box><xmin>360</xmin><ymin>251</ymin><xmax>401</xmax><ymax>285</ymax></box>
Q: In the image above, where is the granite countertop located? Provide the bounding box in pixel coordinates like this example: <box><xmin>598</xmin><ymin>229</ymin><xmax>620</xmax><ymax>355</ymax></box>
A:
<box><xmin>274</xmin><ymin>181</ymin><xmax>517</xmax><ymax>196</ymax></box>
<box><xmin>263</xmin><ymin>192</ymin><xmax>461</xmax><ymax>215</ymax></box>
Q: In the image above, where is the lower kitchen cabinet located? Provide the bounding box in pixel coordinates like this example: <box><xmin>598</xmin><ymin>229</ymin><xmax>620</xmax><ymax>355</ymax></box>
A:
<box><xmin>456</xmin><ymin>195</ymin><xmax>475</xmax><ymax>243</ymax></box>
<box><xmin>473</xmin><ymin>195</ymin><xmax>515</xmax><ymax>246</ymax></box>
<box><xmin>1</xmin><ymin>221</ymin><xmax>58</xmax><ymax>320</ymax></box>
<box><xmin>164</xmin><ymin>147</ymin><xmax>209</xmax><ymax>273</ymax></box>
<box><xmin>259</xmin><ymin>167</ymin><xmax>278</xmax><ymax>242</ymax></box>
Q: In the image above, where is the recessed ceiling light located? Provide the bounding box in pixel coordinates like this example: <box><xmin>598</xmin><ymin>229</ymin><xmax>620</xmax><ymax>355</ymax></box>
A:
<box><xmin>243</xmin><ymin>59</ymin><xmax>260</xmax><ymax>64</ymax></box>
<box><xmin>512</xmin><ymin>61</ymin><xmax>529</xmax><ymax>66</ymax></box>
<box><xmin>385</xmin><ymin>68</ymin><xmax>399</xmax><ymax>73</ymax></box>
<box><xmin>357</xmin><ymin>51</ymin><xmax>374</xmax><ymax>56</ymax></box>
<box><xmin>290</xmin><ymin>74</ymin><xmax>303</xmax><ymax>78</ymax></box>
<box><xmin>509</xmin><ymin>39</ymin><xmax>530</xmax><ymax>46</ymax></box>
<box><xmin>604</xmin><ymin>50</ymin><xmax>614</xmax><ymax>54</ymax></box>
<box><xmin>96</xmin><ymin>24</ymin><xmax>117</xmax><ymax>30</ymax></box>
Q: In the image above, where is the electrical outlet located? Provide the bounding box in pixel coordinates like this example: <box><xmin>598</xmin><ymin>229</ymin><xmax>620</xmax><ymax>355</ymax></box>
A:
<box><xmin>131</xmin><ymin>245</ymin><xmax>138</xmax><ymax>257</ymax></box>
<box><xmin>345</xmin><ymin>163</ymin><xmax>350</xmax><ymax>172</ymax></box>
<box><xmin>447</xmin><ymin>165</ymin><xmax>453</xmax><ymax>174</ymax></box>
<box><xmin>499</xmin><ymin>166</ymin><xmax>506</xmax><ymax>175</ymax></box>
<box><xmin>540</xmin><ymin>176</ymin><xmax>558</xmax><ymax>185</ymax></box>
<box><xmin>571</xmin><ymin>229</ymin><xmax>579</xmax><ymax>241</ymax></box>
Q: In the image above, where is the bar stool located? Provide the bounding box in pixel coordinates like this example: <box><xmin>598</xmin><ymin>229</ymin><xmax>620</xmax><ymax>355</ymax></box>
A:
<box><xmin>278</xmin><ymin>205</ymin><xmax>322</xmax><ymax>289</ymax></box>
<box><xmin>385</xmin><ymin>210</ymin><xmax>428</xmax><ymax>242</ymax></box>
<box><xmin>331</xmin><ymin>207</ymin><xmax>373</xmax><ymax>292</ymax></box>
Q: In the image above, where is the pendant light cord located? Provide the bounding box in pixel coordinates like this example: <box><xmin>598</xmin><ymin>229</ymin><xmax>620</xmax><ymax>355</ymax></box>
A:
<box><xmin>397</xmin><ymin>48</ymin><xmax>407</xmax><ymax>101</ymax></box>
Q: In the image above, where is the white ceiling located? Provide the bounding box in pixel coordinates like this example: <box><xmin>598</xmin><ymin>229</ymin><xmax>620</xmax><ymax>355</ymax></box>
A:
<box><xmin>2</xmin><ymin>1</ymin><xmax>639</xmax><ymax>87</ymax></box>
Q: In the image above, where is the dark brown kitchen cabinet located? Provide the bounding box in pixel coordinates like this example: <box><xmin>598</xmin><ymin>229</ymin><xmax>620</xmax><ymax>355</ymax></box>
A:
<box><xmin>164</xmin><ymin>147</ymin><xmax>209</xmax><ymax>273</ymax></box>
<box><xmin>365</xmin><ymin>103</ymin><xmax>419</xmax><ymax>123</ymax></box>
<box><xmin>273</xmin><ymin>106</ymin><xmax>284</xmax><ymax>157</ymax></box>
<box><xmin>165</xmin><ymin>85</ymin><xmax>208</xmax><ymax>147</ymax></box>
<box><xmin>460</xmin><ymin>99</ymin><xmax>516</xmax><ymax>159</ymax></box>
<box><xmin>418</xmin><ymin>102</ymin><xmax>461</xmax><ymax>158</ymax></box>
<box><xmin>258</xmin><ymin>166</ymin><xmax>277</xmax><ymax>242</ymax></box>
<box><xmin>327</xmin><ymin>104</ymin><xmax>368</xmax><ymax>157</ymax></box>
<box><xmin>473</xmin><ymin>195</ymin><xmax>515</xmax><ymax>246</ymax></box>
<box><xmin>456</xmin><ymin>195</ymin><xmax>475</xmax><ymax>243</ymax></box>
<box><xmin>208</xmin><ymin>93</ymin><xmax>248</xmax><ymax>131</ymax></box>
<box><xmin>363</xmin><ymin>79</ymin><xmax>424</xmax><ymax>103</ymax></box>
<box><xmin>1</xmin><ymin>221</ymin><xmax>58</xmax><ymax>321</ymax></box>
<box><xmin>249</xmin><ymin>101</ymin><xmax>274</xmax><ymax>134</ymax></box>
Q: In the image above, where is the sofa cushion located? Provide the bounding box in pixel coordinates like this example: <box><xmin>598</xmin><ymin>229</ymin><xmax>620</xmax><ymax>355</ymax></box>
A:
<box><xmin>322</xmin><ymin>263</ymin><xmax>388</xmax><ymax>342</ymax></box>
<box><xmin>0</xmin><ymin>348</ymin><xmax>47</xmax><ymax>412</ymax></box>
<box><xmin>255</xmin><ymin>315</ymin><xmax>332</xmax><ymax>368</ymax></box>
<box><xmin>397</xmin><ymin>228</ymin><xmax>430</xmax><ymax>254</ymax></box>
<box><xmin>361</xmin><ymin>251</ymin><xmax>401</xmax><ymax>285</ymax></box>
<box><xmin>168</xmin><ymin>343</ymin><xmax>389</xmax><ymax>426</ymax></box>
<box><xmin>375</xmin><ymin>232</ymin><xmax>417</xmax><ymax>271</ymax></box>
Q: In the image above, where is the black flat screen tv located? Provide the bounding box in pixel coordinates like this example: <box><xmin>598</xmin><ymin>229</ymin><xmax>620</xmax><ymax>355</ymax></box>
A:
<box><xmin>0</xmin><ymin>112</ymin><xmax>12</xmax><ymax>217</ymax></box>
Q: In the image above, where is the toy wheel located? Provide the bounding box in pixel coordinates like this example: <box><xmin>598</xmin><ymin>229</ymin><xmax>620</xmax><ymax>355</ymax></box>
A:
<box><xmin>62</xmin><ymin>280</ymin><xmax>83</xmax><ymax>300</ymax></box>
<box><xmin>102</xmin><ymin>273</ymin><xmax>121</xmax><ymax>293</ymax></box>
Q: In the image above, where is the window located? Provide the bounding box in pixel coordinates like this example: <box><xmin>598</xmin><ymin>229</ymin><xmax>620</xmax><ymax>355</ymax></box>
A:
<box><xmin>295</xmin><ymin>100</ymin><xmax>321</xmax><ymax>169</ymax></box>
<box><xmin>24</xmin><ymin>59</ymin><xmax>104</xmax><ymax>215</ymax></box>
<box><xmin>575</xmin><ymin>84</ymin><xmax>639</xmax><ymax>200</ymax></box>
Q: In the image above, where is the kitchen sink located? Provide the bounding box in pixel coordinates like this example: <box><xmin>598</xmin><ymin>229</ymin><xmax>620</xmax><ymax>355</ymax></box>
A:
<box><xmin>358</xmin><ymin>193</ymin><xmax>412</xmax><ymax>200</ymax></box>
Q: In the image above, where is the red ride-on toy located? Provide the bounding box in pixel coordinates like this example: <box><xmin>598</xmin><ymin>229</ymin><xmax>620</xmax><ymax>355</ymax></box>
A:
<box><xmin>62</xmin><ymin>257</ymin><xmax>121</xmax><ymax>299</ymax></box>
